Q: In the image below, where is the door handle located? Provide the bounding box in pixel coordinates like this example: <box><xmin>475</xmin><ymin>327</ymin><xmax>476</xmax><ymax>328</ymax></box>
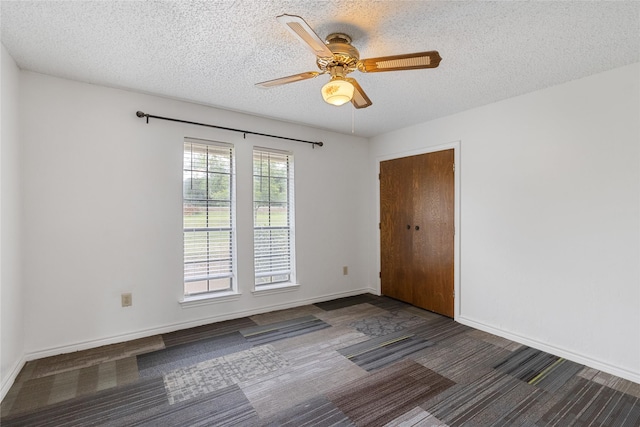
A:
<box><xmin>415</xmin><ymin>225</ymin><xmax>420</xmax><ymax>231</ymax></box>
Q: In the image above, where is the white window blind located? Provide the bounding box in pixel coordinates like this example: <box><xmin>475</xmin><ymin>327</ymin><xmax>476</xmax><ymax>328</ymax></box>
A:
<box><xmin>253</xmin><ymin>148</ymin><xmax>295</xmax><ymax>286</ymax></box>
<box><xmin>183</xmin><ymin>138</ymin><xmax>235</xmax><ymax>296</ymax></box>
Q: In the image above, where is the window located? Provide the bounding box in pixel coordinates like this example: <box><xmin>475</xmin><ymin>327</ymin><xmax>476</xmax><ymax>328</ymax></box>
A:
<box><xmin>183</xmin><ymin>138</ymin><xmax>235</xmax><ymax>296</ymax></box>
<box><xmin>253</xmin><ymin>148</ymin><xmax>295</xmax><ymax>287</ymax></box>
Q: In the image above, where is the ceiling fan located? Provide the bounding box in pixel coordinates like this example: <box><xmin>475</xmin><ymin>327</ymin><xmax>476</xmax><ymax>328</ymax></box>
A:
<box><xmin>256</xmin><ymin>14</ymin><xmax>442</xmax><ymax>109</ymax></box>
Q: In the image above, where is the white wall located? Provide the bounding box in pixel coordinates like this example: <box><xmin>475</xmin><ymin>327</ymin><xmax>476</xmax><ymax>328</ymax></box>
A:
<box><xmin>1</xmin><ymin>44</ymin><xmax>25</xmax><ymax>397</ymax></box>
<box><xmin>369</xmin><ymin>63</ymin><xmax>640</xmax><ymax>383</ymax></box>
<box><xmin>20</xmin><ymin>71</ymin><xmax>371</xmax><ymax>357</ymax></box>
<box><xmin>7</xmin><ymin>59</ymin><xmax>640</xmax><ymax>393</ymax></box>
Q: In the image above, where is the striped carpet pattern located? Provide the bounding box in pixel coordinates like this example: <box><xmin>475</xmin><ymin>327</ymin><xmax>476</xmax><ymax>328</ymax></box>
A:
<box><xmin>338</xmin><ymin>330</ymin><xmax>434</xmax><ymax>371</ymax></box>
<box><xmin>494</xmin><ymin>347</ymin><xmax>584</xmax><ymax>393</ymax></box>
<box><xmin>2</xmin><ymin>294</ymin><xmax>639</xmax><ymax>426</ymax></box>
<box><xmin>239</xmin><ymin>315</ymin><xmax>331</xmax><ymax>345</ymax></box>
<box><xmin>327</xmin><ymin>359</ymin><xmax>455</xmax><ymax>425</ymax></box>
<box><xmin>137</xmin><ymin>332</ymin><xmax>252</xmax><ymax>379</ymax></box>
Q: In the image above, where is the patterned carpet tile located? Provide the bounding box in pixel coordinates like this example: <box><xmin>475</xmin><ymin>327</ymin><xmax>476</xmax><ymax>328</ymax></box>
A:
<box><xmin>239</xmin><ymin>315</ymin><xmax>330</xmax><ymax>345</ymax></box>
<box><xmin>2</xmin><ymin>357</ymin><xmax>139</xmax><ymax>417</ymax></box>
<box><xmin>397</xmin><ymin>305</ymin><xmax>448</xmax><ymax>322</ymax></box>
<box><xmin>466</xmin><ymin>329</ymin><xmax>524</xmax><ymax>351</ymax></box>
<box><xmin>348</xmin><ymin>310</ymin><xmax>426</xmax><ymax>337</ymax></box>
<box><xmin>112</xmin><ymin>383</ymin><xmax>260</xmax><ymax>427</ymax></box>
<box><xmin>327</xmin><ymin>359</ymin><xmax>455</xmax><ymax>426</ymax></box>
<box><xmin>494</xmin><ymin>346</ymin><xmax>583</xmax><ymax>392</ymax></box>
<box><xmin>260</xmin><ymin>395</ymin><xmax>354</xmax><ymax>426</ymax></box>
<box><xmin>0</xmin><ymin>377</ymin><xmax>167</xmax><ymax>427</ymax></box>
<box><xmin>489</xmin><ymin>373</ymin><xmax>590</xmax><ymax>427</ymax></box>
<box><xmin>270</xmin><ymin>325</ymin><xmax>369</xmax><ymax>354</ymax></box>
<box><xmin>314</xmin><ymin>294</ymin><xmax>408</xmax><ymax>313</ymax></box>
<box><xmin>241</xmin><ymin>348</ymin><xmax>367</xmax><ymax>419</ymax></box>
<box><xmin>338</xmin><ymin>330</ymin><xmax>434</xmax><ymax>371</ymax></box>
<box><xmin>161</xmin><ymin>317</ymin><xmax>257</xmax><ymax>348</ymax></box>
<box><xmin>425</xmin><ymin>370</ymin><xmax>542</xmax><ymax>426</ymax></box>
<box><xmin>314</xmin><ymin>303</ymin><xmax>389</xmax><ymax>328</ymax></box>
<box><xmin>2</xmin><ymin>295</ymin><xmax>639</xmax><ymax>426</ymax></box>
<box><xmin>137</xmin><ymin>331</ymin><xmax>252</xmax><ymax>379</ymax></box>
<box><xmin>163</xmin><ymin>345</ymin><xmax>288</xmax><ymax>404</ymax></box>
<box><xmin>383</xmin><ymin>406</ymin><xmax>449</xmax><ymax>427</ymax></box>
<box><xmin>580</xmin><ymin>367</ymin><xmax>640</xmax><ymax>399</ymax></box>
<box><xmin>314</xmin><ymin>294</ymin><xmax>383</xmax><ymax>311</ymax></box>
<box><xmin>467</xmin><ymin>377</ymin><xmax>552</xmax><ymax>426</ymax></box>
<box><xmin>482</xmin><ymin>387</ymin><xmax>549</xmax><ymax>427</ymax></box>
<box><xmin>416</xmin><ymin>336</ymin><xmax>512</xmax><ymax>384</ymax></box>
<box><xmin>19</xmin><ymin>336</ymin><xmax>163</xmax><ymax>382</ymax></box>
<box><xmin>364</xmin><ymin>295</ymin><xmax>414</xmax><ymax>311</ymax></box>
<box><xmin>538</xmin><ymin>377</ymin><xmax>640</xmax><ymax>426</ymax></box>
<box><xmin>408</xmin><ymin>316</ymin><xmax>471</xmax><ymax>343</ymax></box>
<box><xmin>249</xmin><ymin>304</ymin><xmax>326</xmax><ymax>326</ymax></box>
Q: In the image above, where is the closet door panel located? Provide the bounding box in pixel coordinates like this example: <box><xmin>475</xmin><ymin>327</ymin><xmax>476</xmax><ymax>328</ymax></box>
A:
<box><xmin>411</xmin><ymin>149</ymin><xmax>455</xmax><ymax>317</ymax></box>
<box><xmin>380</xmin><ymin>156</ymin><xmax>414</xmax><ymax>303</ymax></box>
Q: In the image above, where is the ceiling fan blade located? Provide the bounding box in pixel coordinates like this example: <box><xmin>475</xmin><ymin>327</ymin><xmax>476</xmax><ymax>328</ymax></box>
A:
<box><xmin>358</xmin><ymin>51</ymin><xmax>442</xmax><ymax>73</ymax></box>
<box><xmin>256</xmin><ymin>72</ymin><xmax>321</xmax><ymax>88</ymax></box>
<box><xmin>276</xmin><ymin>14</ymin><xmax>334</xmax><ymax>59</ymax></box>
<box><xmin>347</xmin><ymin>78</ymin><xmax>372</xmax><ymax>109</ymax></box>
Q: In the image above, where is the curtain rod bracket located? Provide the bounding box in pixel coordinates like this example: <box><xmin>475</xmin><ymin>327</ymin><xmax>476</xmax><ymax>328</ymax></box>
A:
<box><xmin>136</xmin><ymin>110</ymin><xmax>149</xmax><ymax>123</ymax></box>
<box><xmin>135</xmin><ymin>111</ymin><xmax>323</xmax><ymax>148</ymax></box>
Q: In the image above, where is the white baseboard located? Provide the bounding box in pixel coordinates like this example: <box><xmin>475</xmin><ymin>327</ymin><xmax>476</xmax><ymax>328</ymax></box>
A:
<box><xmin>25</xmin><ymin>288</ymin><xmax>375</xmax><ymax>361</ymax></box>
<box><xmin>366</xmin><ymin>287</ymin><xmax>381</xmax><ymax>296</ymax></box>
<box><xmin>1</xmin><ymin>355</ymin><xmax>26</xmax><ymax>402</ymax></box>
<box><xmin>457</xmin><ymin>315</ymin><xmax>640</xmax><ymax>385</ymax></box>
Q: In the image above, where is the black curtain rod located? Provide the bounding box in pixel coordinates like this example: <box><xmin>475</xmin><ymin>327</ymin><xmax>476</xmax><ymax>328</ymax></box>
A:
<box><xmin>135</xmin><ymin>111</ymin><xmax>323</xmax><ymax>148</ymax></box>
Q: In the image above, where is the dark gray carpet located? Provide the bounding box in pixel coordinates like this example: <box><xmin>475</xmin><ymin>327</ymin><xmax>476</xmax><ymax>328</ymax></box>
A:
<box><xmin>1</xmin><ymin>377</ymin><xmax>168</xmax><ymax>427</ymax></box>
<box><xmin>137</xmin><ymin>332</ymin><xmax>252</xmax><ymax>378</ymax></box>
<box><xmin>2</xmin><ymin>295</ymin><xmax>639</xmax><ymax>426</ymax></box>
<box><xmin>162</xmin><ymin>317</ymin><xmax>257</xmax><ymax>348</ymax></box>
<box><xmin>327</xmin><ymin>359</ymin><xmax>455</xmax><ymax>426</ymax></box>
<box><xmin>338</xmin><ymin>330</ymin><xmax>434</xmax><ymax>371</ymax></box>
<box><xmin>239</xmin><ymin>315</ymin><xmax>331</xmax><ymax>345</ymax></box>
<box><xmin>260</xmin><ymin>396</ymin><xmax>353</xmax><ymax>426</ymax></box>
<box><xmin>111</xmin><ymin>383</ymin><xmax>260</xmax><ymax>427</ymax></box>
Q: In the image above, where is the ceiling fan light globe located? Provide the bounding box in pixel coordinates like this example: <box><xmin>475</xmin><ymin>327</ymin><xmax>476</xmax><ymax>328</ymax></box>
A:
<box><xmin>321</xmin><ymin>79</ymin><xmax>355</xmax><ymax>106</ymax></box>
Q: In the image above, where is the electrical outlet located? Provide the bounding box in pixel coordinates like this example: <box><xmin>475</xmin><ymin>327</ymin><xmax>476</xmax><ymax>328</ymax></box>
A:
<box><xmin>121</xmin><ymin>293</ymin><xmax>132</xmax><ymax>307</ymax></box>
<box><xmin>343</xmin><ymin>266</ymin><xmax>348</xmax><ymax>275</ymax></box>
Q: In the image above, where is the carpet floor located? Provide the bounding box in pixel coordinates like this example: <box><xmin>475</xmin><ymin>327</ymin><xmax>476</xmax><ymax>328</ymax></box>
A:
<box><xmin>2</xmin><ymin>294</ymin><xmax>639</xmax><ymax>426</ymax></box>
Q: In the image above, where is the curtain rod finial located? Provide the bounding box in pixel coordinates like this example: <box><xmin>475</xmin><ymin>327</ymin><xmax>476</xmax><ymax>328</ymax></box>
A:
<box><xmin>136</xmin><ymin>111</ymin><xmax>146</xmax><ymax>117</ymax></box>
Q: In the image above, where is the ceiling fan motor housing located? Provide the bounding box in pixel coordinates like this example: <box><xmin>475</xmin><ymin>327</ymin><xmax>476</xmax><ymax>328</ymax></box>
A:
<box><xmin>317</xmin><ymin>33</ymin><xmax>360</xmax><ymax>74</ymax></box>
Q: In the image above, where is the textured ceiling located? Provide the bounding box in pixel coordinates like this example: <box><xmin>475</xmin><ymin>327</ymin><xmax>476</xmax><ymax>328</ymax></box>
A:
<box><xmin>2</xmin><ymin>1</ymin><xmax>639</xmax><ymax>138</ymax></box>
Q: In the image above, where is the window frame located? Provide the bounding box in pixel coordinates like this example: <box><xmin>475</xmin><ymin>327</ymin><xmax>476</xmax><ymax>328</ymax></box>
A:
<box><xmin>252</xmin><ymin>147</ymin><xmax>296</xmax><ymax>289</ymax></box>
<box><xmin>182</xmin><ymin>137</ymin><xmax>237</xmax><ymax>299</ymax></box>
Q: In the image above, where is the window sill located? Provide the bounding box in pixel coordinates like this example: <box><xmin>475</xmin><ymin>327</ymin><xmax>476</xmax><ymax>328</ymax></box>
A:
<box><xmin>179</xmin><ymin>290</ymin><xmax>242</xmax><ymax>309</ymax></box>
<box><xmin>251</xmin><ymin>282</ymin><xmax>300</xmax><ymax>296</ymax></box>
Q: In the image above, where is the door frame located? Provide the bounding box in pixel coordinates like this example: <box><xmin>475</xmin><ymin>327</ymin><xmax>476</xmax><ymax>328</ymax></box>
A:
<box><xmin>375</xmin><ymin>141</ymin><xmax>461</xmax><ymax>319</ymax></box>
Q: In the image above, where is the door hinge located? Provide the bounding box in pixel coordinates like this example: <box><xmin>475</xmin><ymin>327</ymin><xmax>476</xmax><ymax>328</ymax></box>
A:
<box><xmin>453</xmin><ymin>163</ymin><xmax>455</xmax><ymax>172</ymax></box>
<box><xmin>379</xmin><ymin>271</ymin><xmax>381</xmax><ymax>278</ymax></box>
<box><xmin>378</xmin><ymin>222</ymin><xmax>381</xmax><ymax>229</ymax></box>
<box><xmin>378</xmin><ymin>173</ymin><xmax>381</xmax><ymax>180</ymax></box>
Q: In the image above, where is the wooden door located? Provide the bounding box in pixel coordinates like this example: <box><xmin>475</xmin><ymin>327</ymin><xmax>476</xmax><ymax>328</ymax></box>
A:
<box><xmin>380</xmin><ymin>149</ymin><xmax>455</xmax><ymax>317</ymax></box>
<box><xmin>380</xmin><ymin>155</ymin><xmax>415</xmax><ymax>303</ymax></box>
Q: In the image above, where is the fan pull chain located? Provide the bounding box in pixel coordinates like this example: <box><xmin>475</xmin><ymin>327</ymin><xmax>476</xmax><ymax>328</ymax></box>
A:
<box><xmin>351</xmin><ymin>107</ymin><xmax>355</xmax><ymax>134</ymax></box>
